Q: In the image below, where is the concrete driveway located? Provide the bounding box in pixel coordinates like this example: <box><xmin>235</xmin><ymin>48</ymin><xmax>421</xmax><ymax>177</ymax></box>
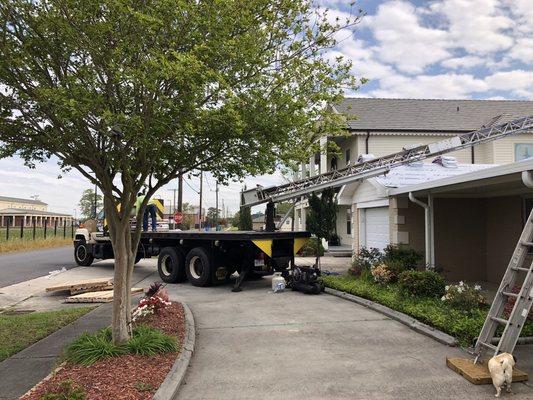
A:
<box><xmin>165</xmin><ymin>277</ymin><xmax>533</xmax><ymax>400</ymax></box>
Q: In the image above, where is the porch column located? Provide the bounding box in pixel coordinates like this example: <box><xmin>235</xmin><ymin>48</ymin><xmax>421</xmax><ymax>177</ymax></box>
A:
<box><xmin>408</xmin><ymin>192</ymin><xmax>435</xmax><ymax>268</ymax></box>
<box><xmin>319</xmin><ymin>136</ymin><xmax>328</xmax><ymax>174</ymax></box>
<box><xmin>309</xmin><ymin>154</ymin><xmax>316</xmax><ymax>177</ymax></box>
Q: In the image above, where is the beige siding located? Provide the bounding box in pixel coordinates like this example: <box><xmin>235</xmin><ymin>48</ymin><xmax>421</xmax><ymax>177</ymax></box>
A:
<box><xmin>492</xmin><ymin>132</ymin><xmax>533</xmax><ymax>164</ymax></box>
<box><xmin>366</xmin><ymin>135</ymin><xmax>472</xmax><ymax>163</ymax></box>
<box><xmin>473</xmin><ymin>141</ymin><xmax>494</xmax><ymax>164</ymax></box>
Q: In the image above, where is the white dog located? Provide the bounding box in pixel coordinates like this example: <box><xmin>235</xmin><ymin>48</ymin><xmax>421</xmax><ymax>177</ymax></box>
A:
<box><xmin>488</xmin><ymin>352</ymin><xmax>516</xmax><ymax>397</ymax></box>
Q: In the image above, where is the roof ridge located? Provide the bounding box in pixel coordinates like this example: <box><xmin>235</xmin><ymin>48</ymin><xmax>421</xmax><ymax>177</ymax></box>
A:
<box><xmin>342</xmin><ymin>97</ymin><xmax>532</xmax><ymax>103</ymax></box>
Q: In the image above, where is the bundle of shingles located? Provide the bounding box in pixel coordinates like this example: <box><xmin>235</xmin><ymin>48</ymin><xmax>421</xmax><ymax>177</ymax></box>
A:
<box><xmin>46</xmin><ymin>278</ymin><xmax>143</xmax><ymax>303</ymax></box>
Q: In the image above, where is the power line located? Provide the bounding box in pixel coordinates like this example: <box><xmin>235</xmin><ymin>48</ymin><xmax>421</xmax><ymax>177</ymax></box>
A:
<box><xmin>184</xmin><ymin>179</ymin><xmax>200</xmax><ymax>194</ymax></box>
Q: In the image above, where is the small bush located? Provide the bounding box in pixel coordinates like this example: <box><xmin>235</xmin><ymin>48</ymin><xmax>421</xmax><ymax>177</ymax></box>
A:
<box><xmin>370</xmin><ymin>263</ymin><xmax>395</xmax><ymax>284</ymax></box>
<box><xmin>383</xmin><ymin>245</ymin><xmax>423</xmax><ymax>270</ymax></box>
<box><xmin>126</xmin><ymin>325</ymin><xmax>178</xmax><ymax>356</ymax></box>
<box><xmin>328</xmin><ymin>233</ymin><xmax>340</xmax><ymax>246</ymax></box>
<box><xmin>441</xmin><ymin>281</ymin><xmax>486</xmax><ymax>311</ymax></box>
<box><xmin>299</xmin><ymin>237</ymin><xmax>324</xmax><ymax>256</ymax></box>
<box><xmin>349</xmin><ymin>247</ymin><xmax>382</xmax><ymax>276</ymax></box>
<box><xmin>65</xmin><ymin>329</ymin><xmax>125</xmax><ymax>366</ymax></box>
<box><xmin>40</xmin><ymin>379</ymin><xmax>86</xmax><ymax>400</ymax></box>
<box><xmin>398</xmin><ymin>270</ymin><xmax>445</xmax><ymax>298</ymax></box>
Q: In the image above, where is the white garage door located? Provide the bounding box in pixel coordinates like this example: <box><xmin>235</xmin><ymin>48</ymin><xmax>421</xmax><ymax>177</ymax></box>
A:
<box><xmin>364</xmin><ymin>207</ymin><xmax>390</xmax><ymax>251</ymax></box>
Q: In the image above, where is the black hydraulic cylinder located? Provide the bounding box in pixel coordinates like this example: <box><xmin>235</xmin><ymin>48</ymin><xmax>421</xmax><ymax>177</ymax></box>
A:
<box><xmin>265</xmin><ymin>202</ymin><xmax>276</xmax><ymax>232</ymax></box>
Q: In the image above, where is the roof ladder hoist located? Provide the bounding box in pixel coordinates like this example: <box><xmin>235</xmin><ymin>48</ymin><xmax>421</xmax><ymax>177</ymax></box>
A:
<box><xmin>241</xmin><ymin>114</ymin><xmax>533</xmax><ymax>361</ymax></box>
<box><xmin>473</xmin><ymin>208</ymin><xmax>533</xmax><ymax>362</ymax></box>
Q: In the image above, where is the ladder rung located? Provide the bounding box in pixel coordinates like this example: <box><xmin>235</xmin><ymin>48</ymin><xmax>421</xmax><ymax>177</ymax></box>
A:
<box><xmin>502</xmin><ymin>291</ymin><xmax>519</xmax><ymax>298</ymax></box>
<box><xmin>511</xmin><ymin>266</ymin><xmax>530</xmax><ymax>272</ymax></box>
<box><xmin>480</xmin><ymin>342</ymin><xmax>497</xmax><ymax>351</ymax></box>
<box><xmin>521</xmin><ymin>241</ymin><xmax>533</xmax><ymax>247</ymax></box>
<box><xmin>490</xmin><ymin>316</ymin><xmax>509</xmax><ymax>325</ymax></box>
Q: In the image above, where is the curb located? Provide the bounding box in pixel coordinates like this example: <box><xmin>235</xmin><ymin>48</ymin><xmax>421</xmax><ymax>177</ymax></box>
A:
<box><xmin>325</xmin><ymin>287</ymin><xmax>459</xmax><ymax>347</ymax></box>
<box><xmin>153</xmin><ymin>302</ymin><xmax>196</xmax><ymax>400</ymax></box>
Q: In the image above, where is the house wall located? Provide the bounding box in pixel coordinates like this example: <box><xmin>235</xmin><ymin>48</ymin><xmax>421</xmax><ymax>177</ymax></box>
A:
<box><xmin>336</xmin><ymin>205</ymin><xmax>351</xmax><ymax>245</ymax></box>
<box><xmin>0</xmin><ymin>200</ymin><xmax>47</xmax><ymax>211</ymax></box>
<box><xmin>492</xmin><ymin>133</ymin><xmax>533</xmax><ymax>164</ymax></box>
<box><xmin>390</xmin><ymin>197</ymin><xmax>425</xmax><ymax>254</ymax></box>
<box><xmin>433</xmin><ymin>198</ymin><xmax>487</xmax><ymax>282</ymax></box>
<box><xmin>485</xmin><ymin>196</ymin><xmax>524</xmax><ymax>283</ymax></box>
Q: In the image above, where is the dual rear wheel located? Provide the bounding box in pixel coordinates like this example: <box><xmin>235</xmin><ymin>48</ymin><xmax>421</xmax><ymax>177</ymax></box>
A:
<box><xmin>157</xmin><ymin>246</ymin><xmax>212</xmax><ymax>287</ymax></box>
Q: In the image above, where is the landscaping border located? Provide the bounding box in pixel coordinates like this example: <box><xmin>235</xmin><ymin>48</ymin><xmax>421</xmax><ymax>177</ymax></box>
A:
<box><xmin>325</xmin><ymin>287</ymin><xmax>458</xmax><ymax>346</ymax></box>
<box><xmin>153</xmin><ymin>301</ymin><xmax>196</xmax><ymax>400</ymax></box>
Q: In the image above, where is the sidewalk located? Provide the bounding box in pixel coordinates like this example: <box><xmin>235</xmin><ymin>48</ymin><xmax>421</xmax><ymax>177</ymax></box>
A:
<box><xmin>0</xmin><ymin>303</ymin><xmax>112</xmax><ymax>400</ymax></box>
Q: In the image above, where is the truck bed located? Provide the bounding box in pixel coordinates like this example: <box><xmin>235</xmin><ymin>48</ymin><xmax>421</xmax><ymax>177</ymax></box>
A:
<box><xmin>140</xmin><ymin>230</ymin><xmax>311</xmax><ymax>241</ymax></box>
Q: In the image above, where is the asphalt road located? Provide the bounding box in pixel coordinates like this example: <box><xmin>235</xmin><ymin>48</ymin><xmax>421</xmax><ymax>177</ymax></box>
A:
<box><xmin>0</xmin><ymin>246</ymin><xmax>76</xmax><ymax>288</ymax></box>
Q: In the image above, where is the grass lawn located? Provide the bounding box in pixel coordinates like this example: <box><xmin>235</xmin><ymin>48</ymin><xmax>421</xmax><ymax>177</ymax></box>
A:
<box><xmin>0</xmin><ymin>237</ymin><xmax>72</xmax><ymax>254</ymax></box>
<box><xmin>0</xmin><ymin>307</ymin><xmax>92</xmax><ymax>361</ymax></box>
<box><xmin>322</xmin><ymin>274</ymin><xmax>533</xmax><ymax>347</ymax></box>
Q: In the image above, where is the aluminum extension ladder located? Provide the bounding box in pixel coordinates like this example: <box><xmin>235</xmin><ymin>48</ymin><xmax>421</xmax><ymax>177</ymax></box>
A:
<box><xmin>473</xmin><ymin>208</ymin><xmax>533</xmax><ymax>362</ymax></box>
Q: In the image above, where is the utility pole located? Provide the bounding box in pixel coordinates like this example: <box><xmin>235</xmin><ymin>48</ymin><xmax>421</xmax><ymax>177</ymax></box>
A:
<box><xmin>178</xmin><ymin>174</ymin><xmax>183</xmax><ymax>212</ymax></box>
<box><xmin>198</xmin><ymin>171</ymin><xmax>203</xmax><ymax>230</ymax></box>
<box><xmin>215</xmin><ymin>180</ymin><xmax>219</xmax><ymax>228</ymax></box>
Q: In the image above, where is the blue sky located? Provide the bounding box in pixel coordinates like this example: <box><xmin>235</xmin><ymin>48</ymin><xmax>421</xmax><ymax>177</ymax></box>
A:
<box><xmin>1</xmin><ymin>0</ymin><xmax>532</xmax><ymax>215</ymax></box>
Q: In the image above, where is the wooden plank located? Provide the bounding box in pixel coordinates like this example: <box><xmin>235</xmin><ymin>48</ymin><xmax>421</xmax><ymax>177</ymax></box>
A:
<box><xmin>446</xmin><ymin>357</ymin><xmax>528</xmax><ymax>385</ymax></box>
<box><xmin>70</xmin><ymin>285</ymin><xmax>114</xmax><ymax>295</ymax></box>
<box><xmin>65</xmin><ymin>287</ymin><xmax>143</xmax><ymax>303</ymax></box>
<box><xmin>46</xmin><ymin>278</ymin><xmax>113</xmax><ymax>293</ymax></box>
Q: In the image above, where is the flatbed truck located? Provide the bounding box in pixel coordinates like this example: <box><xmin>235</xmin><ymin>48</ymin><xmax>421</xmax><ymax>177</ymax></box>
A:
<box><xmin>73</xmin><ymin>228</ymin><xmax>311</xmax><ymax>290</ymax></box>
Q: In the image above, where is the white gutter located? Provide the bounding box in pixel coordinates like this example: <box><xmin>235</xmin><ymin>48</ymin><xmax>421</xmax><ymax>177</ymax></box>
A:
<box><xmin>408</xmin><ymin>192</ymin><xmax>435</xmax><ymax>268</ymax></box>
<box><xmin>521</xmin><ymin>170</ymin><xmax>533</xmax><ymax>188</ymax></box>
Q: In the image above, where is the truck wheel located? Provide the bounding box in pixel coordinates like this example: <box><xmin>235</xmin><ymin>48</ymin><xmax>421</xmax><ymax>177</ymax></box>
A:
<box><xmin>185</xmin><ymin>247</ymin><xmax>212</xmax><ymax>287</ymax></box>
<box><xmin>158</xmin><ymin>247</ymin><xmax>186</xmax><ymax>283</ymax></box>
<box><xmin>74</xmin><ymin>243</ymin><xmax>94</xmax><ymax>266</ymax></box>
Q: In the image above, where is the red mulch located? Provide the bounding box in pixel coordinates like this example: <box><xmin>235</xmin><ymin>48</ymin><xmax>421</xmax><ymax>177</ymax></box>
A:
<box><xmin>22</xmin><ymin>302</ymin><xmax>185</xmax><ymax>400</ymax></box>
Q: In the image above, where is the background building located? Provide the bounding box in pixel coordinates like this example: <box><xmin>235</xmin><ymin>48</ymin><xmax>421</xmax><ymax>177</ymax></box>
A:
<box><xmin>0</xmin><ymin>196</ymin><xmax>72</xmax><ymax>227</ymax></box>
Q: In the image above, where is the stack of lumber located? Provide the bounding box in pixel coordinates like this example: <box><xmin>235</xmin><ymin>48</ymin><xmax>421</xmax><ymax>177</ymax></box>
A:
<box><xmin>46</xmin><ymin>278</ymin><xmax>144</xmax><ymax>303</ymax></box>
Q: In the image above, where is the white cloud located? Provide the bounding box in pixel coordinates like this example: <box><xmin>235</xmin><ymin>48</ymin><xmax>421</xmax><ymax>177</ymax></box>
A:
<box><xmin>441</xmin><ymin>55</ymin><xmax>485</xmax><ymax>70</ymax></box>
<box><xmin>364</xmin><ymin>1</ymin><xmax>450</xmax><ymax>74</ymax></box>
<box><xmin>484</xmin><ymin>70</ymin><xmax>533</xmax><ymax>98</ymax></box>
<box><xmin>430</xmin><ymin>0</ymin><xmax>514</xmax><ymax>55</ymax></box>
<box><xmin>370</xmin><ymin>73</ymin><xmax>488</xmax><ymax>99</ymax></box>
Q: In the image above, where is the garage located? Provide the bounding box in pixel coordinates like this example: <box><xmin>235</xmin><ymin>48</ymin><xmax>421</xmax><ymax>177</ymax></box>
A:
<box><xmin>361</xmin><ymin>207</ymin><xmax>390</xmax><ymax>251</ymax></box>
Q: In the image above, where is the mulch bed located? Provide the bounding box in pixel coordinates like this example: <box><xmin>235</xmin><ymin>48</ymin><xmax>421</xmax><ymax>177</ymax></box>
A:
<box><xmin>22</xmin><ymin>302</ymin><xmax>185</xmax><ymax>400</ymax></box>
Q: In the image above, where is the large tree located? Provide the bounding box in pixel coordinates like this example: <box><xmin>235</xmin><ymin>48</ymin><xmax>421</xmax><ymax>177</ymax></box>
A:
<box><xmin>306</xmin><ymin>188</ymin><xmax>337</xmax><ymax>267</ymax></box>
<box><xmin>78</xmin><ymin>188</ymin><xmax>103</xmax><ymax>220</ymax></box>
<box><xmin>0</xmin><ymin>0</ymin><xmax>361</xmax><ymax>343</ymax></box>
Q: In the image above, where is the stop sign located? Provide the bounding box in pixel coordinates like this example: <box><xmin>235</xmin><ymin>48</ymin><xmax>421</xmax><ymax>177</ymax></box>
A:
<box><xmin>173</xmin><ymin>211</ymin><xmax>183</xmax><ymax>224</ymax></box>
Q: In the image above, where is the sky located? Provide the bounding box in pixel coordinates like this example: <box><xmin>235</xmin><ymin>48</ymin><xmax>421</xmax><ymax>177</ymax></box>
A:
<box><xmin>1</xmin><ymin>0</ymin><xmax>532</xmax><ymax>216</ymax></box>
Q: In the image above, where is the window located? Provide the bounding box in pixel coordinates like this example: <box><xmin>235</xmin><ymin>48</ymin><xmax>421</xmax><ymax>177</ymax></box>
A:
<box><xmin>346</xmin><ymin>208</ymin><xmax>352</xmax><ymax>235</ymax></box>
<box><xmin>330</xmin><ymin>156</ymin><xmax>337</xmax><ymax>171</ymax></box>
<box><xmin>345</xmin><ymin>148</ymin><xmax>351</xmax><ymax>166</ymax></box>
<box><xmin>515</xmin><ymin>144</ymin><xmax>533</xmax><ymax>161</ymax></box>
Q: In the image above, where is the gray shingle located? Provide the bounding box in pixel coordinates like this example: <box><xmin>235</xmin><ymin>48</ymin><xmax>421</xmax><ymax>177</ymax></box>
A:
<box><xmin>334</xmin><ymin>98</ymin><xmax>533</xmax><ymax>132</ymax></box>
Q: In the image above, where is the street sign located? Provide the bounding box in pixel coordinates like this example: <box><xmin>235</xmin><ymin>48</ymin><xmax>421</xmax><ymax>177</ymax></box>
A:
<box><xmin>173</xmin><ymin>211</ymin><xmax>183</xmax><ymax>224</ymax></box>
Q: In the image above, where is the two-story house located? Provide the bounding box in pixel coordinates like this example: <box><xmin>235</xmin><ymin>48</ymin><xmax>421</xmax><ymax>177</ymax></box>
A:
<box><xmin>294</xmin><ymin>98</ymin><xmax>533</xmax><ymax>252</ymax></box>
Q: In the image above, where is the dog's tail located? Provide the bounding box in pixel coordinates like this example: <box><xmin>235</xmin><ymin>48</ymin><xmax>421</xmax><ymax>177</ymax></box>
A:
<box><xmin>501</xmin><ymin>358</ymin><xmax>511</xmax><ymax>372</ymax></box>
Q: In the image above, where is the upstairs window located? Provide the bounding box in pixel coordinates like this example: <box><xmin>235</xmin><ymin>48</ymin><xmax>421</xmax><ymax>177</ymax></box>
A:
<box><xmin>345</xmin><ymin>148</ymin><xmax>351</xmax><ymax>166</ymax></box>
<box><xmin>515</xmin><ymin>143</ymin><xmax>533</xmax><ymax>161</ymax></box>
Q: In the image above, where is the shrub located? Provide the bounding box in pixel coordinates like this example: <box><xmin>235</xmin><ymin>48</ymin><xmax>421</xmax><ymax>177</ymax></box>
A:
<box><xmin>370</xmin><ymin>263</ymin><xmax>395</xmax><ymax>284</ymax></box>
<box><xmin>132</xmin><ymin>293</ymin><xmax>172</xmax><ymax>322</ymax></box>
<box><xmin>298</xmin><ymin>237</ymin><xmax>325</xmax><ymax>256</ymax></box>
<box><xmin>398</xmin><ymin>270</ymin><xmax>445</xmax><ymax>298</ymax></box>
<box><xmin>126</xmin><ymin>325</ymin><xmax>178</xmax><ymax>356</ymax></box>
<box><xmin>441</xmin><ymin>281</ymin><xmax>486</xmax><ymax>311</ymax></box>
<box><xmin>383</xmin><ymin>245</ymin><xmax>423</xmax><ymax>270</ymax></box>
<box><xmin>65</xmin><ymin>329</ymin><xmax>125</xmax><ymax>366</ymax></box>
<box><xmin>349</xmin><ymin>247</ymin><xmax>383</xmax><ymax>277</ymax></box>
<box><xmin>328</xmin><ymin>233</ymin><xmax>340</xmax><ymax>246</ymax></box>
<box><xmin>40</xmin><ymin>380</ymin><xmax>86</xmax><ymax>400</ymax></box>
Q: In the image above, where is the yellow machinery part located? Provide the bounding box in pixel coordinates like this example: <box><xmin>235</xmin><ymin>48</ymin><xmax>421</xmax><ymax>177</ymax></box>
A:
<box><xmin>293</xmin><ymin>237</ymin><xmax>309</xmax><ymax>255</ymax></box>
<box><xmin>251</xmin><ymin>239</ymin><xmax>273</xmax><ymax>258</ymax></box>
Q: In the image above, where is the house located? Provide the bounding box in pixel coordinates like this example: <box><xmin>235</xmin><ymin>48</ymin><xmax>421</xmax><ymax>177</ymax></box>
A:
<box><xmin>346</xmin><ymin>158</ymin><xmax>533</xmax><ymax>285</ymax></box>
<box><xmin>252</xmin><ymin>214</ymin><xmax>293</xmax><ymax>231</ymax></box>
<box><xmin>0</xmin><ymin>196</ymin><xmax>72</xmax><ymax>227</ymax></box>
<box><xmin>294</xmin><ymin>98</ymin><xmax>533</xmax><ymax>248</ymax></box>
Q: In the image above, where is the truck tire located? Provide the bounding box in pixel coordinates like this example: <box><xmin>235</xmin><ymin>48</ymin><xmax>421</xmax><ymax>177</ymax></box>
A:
<box><xmin>185</xmin><ymin>247</ymin><xmax>212</xmax><ymax>287</ymax></box>
<box><xmin>74</xmin><ymin>243</ymin><xmax>94</xmax><ymax>266</ymax></box>
<box><xmin>158</xmin><ymin>247</ymin><xmax>186</xmax><ymax>283</ymax></box>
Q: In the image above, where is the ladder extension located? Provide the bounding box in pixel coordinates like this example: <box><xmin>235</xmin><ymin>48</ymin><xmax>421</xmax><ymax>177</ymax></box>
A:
<box><xmin>241</xmin><ymin>115</ymin><xmax>533</xmax><ymax>207</ymax></box>
<box><xmin>473</xmin><ymin>208</ymin><xmax>533</xmax><ymax>361</ymax></box>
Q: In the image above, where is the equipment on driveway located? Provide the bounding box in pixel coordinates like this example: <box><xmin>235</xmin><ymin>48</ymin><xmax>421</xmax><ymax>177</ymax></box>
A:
<box><xmin>288</xmin><ymin>265</ymin><xmax>324</xmax><ymax>295</ymax></box>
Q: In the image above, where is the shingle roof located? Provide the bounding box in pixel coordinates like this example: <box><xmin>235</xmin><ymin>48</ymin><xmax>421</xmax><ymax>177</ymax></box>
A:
<box><xmin>0</xmin><ymin>195</ymin><xmax>47</xmax><ymax>205</ymax></box>
<box><xmin>334</xmin><ymin>98</ymin><xmax>533</xmax><ymax>132</ymax></box>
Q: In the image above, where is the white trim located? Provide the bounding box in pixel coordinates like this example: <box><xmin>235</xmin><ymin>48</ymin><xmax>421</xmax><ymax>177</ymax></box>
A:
<box><xmin>356</xmin><ymin>199</ymin><xmax>390</xmax><ymax>209</ymax></box>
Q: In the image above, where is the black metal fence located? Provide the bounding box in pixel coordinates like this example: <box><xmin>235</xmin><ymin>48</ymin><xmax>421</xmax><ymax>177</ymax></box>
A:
<box><xmin>0</xmin><ymin>217</ymin><xmax>75</xmax><ymax>242</ymax></box>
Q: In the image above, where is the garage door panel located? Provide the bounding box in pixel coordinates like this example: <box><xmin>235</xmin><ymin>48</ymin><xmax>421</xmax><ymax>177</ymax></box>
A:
<box><xmin>365</xmin><ymin>207</ymin><xmax>390</xmax><ymax>251</ymax></box>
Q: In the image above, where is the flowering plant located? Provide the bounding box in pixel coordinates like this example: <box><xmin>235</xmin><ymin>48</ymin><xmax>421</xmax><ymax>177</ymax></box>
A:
<box><xmin>441</xmin><ymin>281</ymin><xmax>485</xmax><ymax>311</ymax></box>
<box><xmin>370</xmin><ymin>263</ymin><xmax>395</xmax><ymax>285</ymax></box>
<box><xmin>504</xmin><ymin>285</ymin><xmax>533</xmax><ymax>321</ymax></box>
<box><xmin>132</xmin><ymin>282</ymin><xmax>172</xmax><ymax>322</ymax></box>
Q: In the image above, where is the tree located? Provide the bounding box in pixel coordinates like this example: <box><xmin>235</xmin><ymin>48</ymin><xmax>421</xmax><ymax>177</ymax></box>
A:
<box><xmin>78</xmin><ymin>188</ymin><xmax>103</xmax><ymax>220</ymax></box>
<box><xmin>0</xmin><ymin>0</ymin><xmax>360</xmax><ymax>344</ymax></box>
<box><xmin>306</xmin><ymin>188</ymin><xmax>337</xmax><ymax>267</ymax></box>
<box><xmin>206</xmin><ymin>207</ymin><xmax>220</xmax><ymax>226</ymax></box>
<box><xmin>238</xmin><ymin>207</ymin><xmax>253</xmax><ymax>231</ymax></box>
